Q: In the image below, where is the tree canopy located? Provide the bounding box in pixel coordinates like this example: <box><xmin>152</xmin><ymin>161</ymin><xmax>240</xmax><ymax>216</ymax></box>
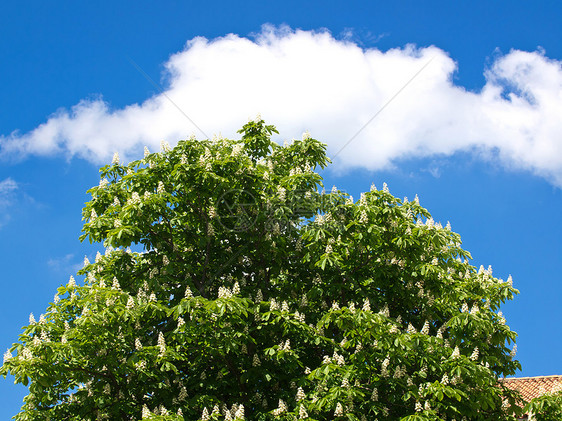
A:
<box><xmin>2</xmin><ymin>119</ymin><xmax>527</xmax><ymax>420</ymax></box>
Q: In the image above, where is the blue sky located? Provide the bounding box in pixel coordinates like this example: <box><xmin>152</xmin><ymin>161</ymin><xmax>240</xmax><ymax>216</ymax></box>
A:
<box><xmin>1</xmin><ymin>1</ymin><xmax>561</xmax><ymax>416</ymax></box>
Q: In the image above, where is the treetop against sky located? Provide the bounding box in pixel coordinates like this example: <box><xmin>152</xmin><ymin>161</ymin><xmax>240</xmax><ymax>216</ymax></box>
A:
<box><xmin>0</xmin><ymin>3</ymin><xmax>561</xmax><ymax>418</ymax></box>
<box><xmin>1</xmin><ymin>120</ymin><xmax>529</xmax><ymax>420</ymax></box>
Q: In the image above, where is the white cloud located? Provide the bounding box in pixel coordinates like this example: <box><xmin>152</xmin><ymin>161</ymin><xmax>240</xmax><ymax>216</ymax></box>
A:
<box><xmin>0</xmin><ymin>178</ymin><xmax>18</xmax><ymax>227</ymax></box>
<box><xmin>2</xmin><ymin>25</ymin><xmax>562</xmax><ymax>185</ymax></box>
<box><xmin>0</xmin><ymin>178</ymin><xmax>17</xmax><ymax>200</ymax></box>
<box><xmin>0</xmin><ymin>178</ymin><xmax>17</xmax><ymax>206</ymax></box>
<box><xmin>47</xmin><ymin>253</ymin><xmax>83</xmax><ymax>275</ymax></box>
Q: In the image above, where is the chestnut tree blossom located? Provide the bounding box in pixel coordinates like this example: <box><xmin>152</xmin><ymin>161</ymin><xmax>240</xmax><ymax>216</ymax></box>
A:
<box><xmin>1</xmin><ymin>119</ymin><xmax>530</xmax><ymax>420</ymax></box>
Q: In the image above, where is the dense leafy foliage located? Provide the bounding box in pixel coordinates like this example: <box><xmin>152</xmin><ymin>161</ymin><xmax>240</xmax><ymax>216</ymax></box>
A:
<box><xmin>524</xmin><ymin>392</ymin><xmax>562</xmax><ymax>421</ymax></box>
<box><xmin>2</xmin><ymin>119</ymin><xmax>529</xmax><ymax>420</ymax></box>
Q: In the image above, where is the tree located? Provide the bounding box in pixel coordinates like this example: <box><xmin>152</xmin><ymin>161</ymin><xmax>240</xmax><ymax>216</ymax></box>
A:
<box><xmin>2</xmin><ymin>118</ymin><xmax>526</xmax><ymax>420</ymax></box>
<box><xmin>524</xmin><ymin>392</ymin><xmax>562</xmax><ymax>421</ymax></box>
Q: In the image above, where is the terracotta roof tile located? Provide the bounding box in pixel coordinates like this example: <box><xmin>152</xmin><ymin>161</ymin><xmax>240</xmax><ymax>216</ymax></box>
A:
<box><xmin>502</xmin><ymin>375</ymin><xmax>562</xmax><ymax>402</ymax></box>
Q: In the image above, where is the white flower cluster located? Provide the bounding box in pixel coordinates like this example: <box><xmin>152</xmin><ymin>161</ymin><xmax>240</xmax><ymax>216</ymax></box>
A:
<box><xmin>393</xmin><ymin>365</ymin><xmax>406</xmax><ymax>379</ymax></box>
<box><xmin>298</xmin><ymin>404</ymin><xmax>308</xmax><ymax>419</ymax></box>
<box><xmin>99</xmin><ymin>178</ymin><xmax>109</xmax><ymax>189</ymax></box>
<box><xmin>333</xmin><ymin>351</ymin><xmax>345</xmax><ymax>366</ymax></box>
<box><xmin>334</xmin><ymin>402</ymin><xmax>344</xmax><ymax>416</ymax></box>
<box><xmin>21</xmin><ymin>348</ymin><xmax>33</xmax><ymax>360</ymax></box>
<box><xmin>359</xmin><ymin>209</ymin><xmax>368</xmax><ymax>224</ymax></box>
<box><xmin>470</xmin><ymin>347</ymin><xmax>479</xmax><ymax>361</ymax></box>
<box><xmin>497</xmin><ymin>311</ymin><xmax>506</xmax><ymax>325</ymax></box>
<box><xmin>361</xmin><ymin>298</ymin><xmax>371</xmax><ymax>312</ymax></box>
<box><xmin>272</xmin><ymin>399</ymin><xmax>288</xmax><ymax>416</ymax></box>
<box><xmin>127</xmin><ymin>192</ymin><xmax>141</xmax><ymax>206</ymax></box>
<box><xmin>379</xmin><ymin>304</ymin><xmax>389</xmax><ymax>317</ymax></box>
<box><xmin>381</xmin><ymin>356</ymin><xmax>390</xmax><ymax>377</ymax></box>
<box><xmin>218</xmin><ymin>286</ymin><xmax>233</xmax><ymax>299</ymax></box>
<box><xmin>232</xmin><ymin>404</ymin><xmax>245</xmax><ymax>419</ymax></box>
<box><xmin>157</xmin><ymin>332</ymin><xmax>166</xmax><ymax>357</ymax></box>
<box><xmin>507</xmin><ymin>275</ymin><xmax>513</xmax><ymax>286</ymax></box>
<box><xmin>452</xmin><ymin>346</ymin><xmax>460</xmax><ymax>359</ymax></box>
<box><xmin>160</xmin><ymin>140</ymin><xmax>171</xmax><ymax>153</ymax></box>
<box><xmin>126</xmin><ymin>296</ymin><xmax>135</xmax><ymax>310</ymax></box>
<box><xmin>294</xmin><ymin>311</ymin><xmax>305</xmax><ymax>323</ymax></box>
<box><xmin>289</xmin><ymin>167</ymin><xmax>305</xmax><ymax>177</ymax></box>
<box><xmin>232</xmin><ymin>282</ymin><xmax>240</xmax><ymax>295</ymax></box>
<box><xmin>314</xmin><ymin>213</ymin><xmax>325</xmax><ymax>226</ymax></box>
<box><xmin>199</xmin><ymin>148</ymin><xmax>212</xmax><ymax>171</ymax></box>
<box><xmin>279</xmin><ymin>339</ymin><xmax>291</xmax><ymax>351</ymax></box>
<box><xmin>382</xmin><ymin>182</ymin><xmax>389</xmax><ymax>193</ymax></box>
<box><xmin>277</xmin><ymin>186</ymin><xmax>286</xmax><ymax>201</ymax></box>
<box><xmin>156</xmin><ymin>181</ymin><xmax>166</xmax><ymax>195</ymax></box>
<box><xmin>232</xmin><ymin>143</ymin><xmax>243</xmax><ymax>156</ymax></box>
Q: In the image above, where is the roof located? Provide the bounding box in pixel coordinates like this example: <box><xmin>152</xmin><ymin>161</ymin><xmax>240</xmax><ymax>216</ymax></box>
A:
<box><xmin>502</xmin><ymin>375</ymin><xmax>562</xmax><ymax>402</ymax></box>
